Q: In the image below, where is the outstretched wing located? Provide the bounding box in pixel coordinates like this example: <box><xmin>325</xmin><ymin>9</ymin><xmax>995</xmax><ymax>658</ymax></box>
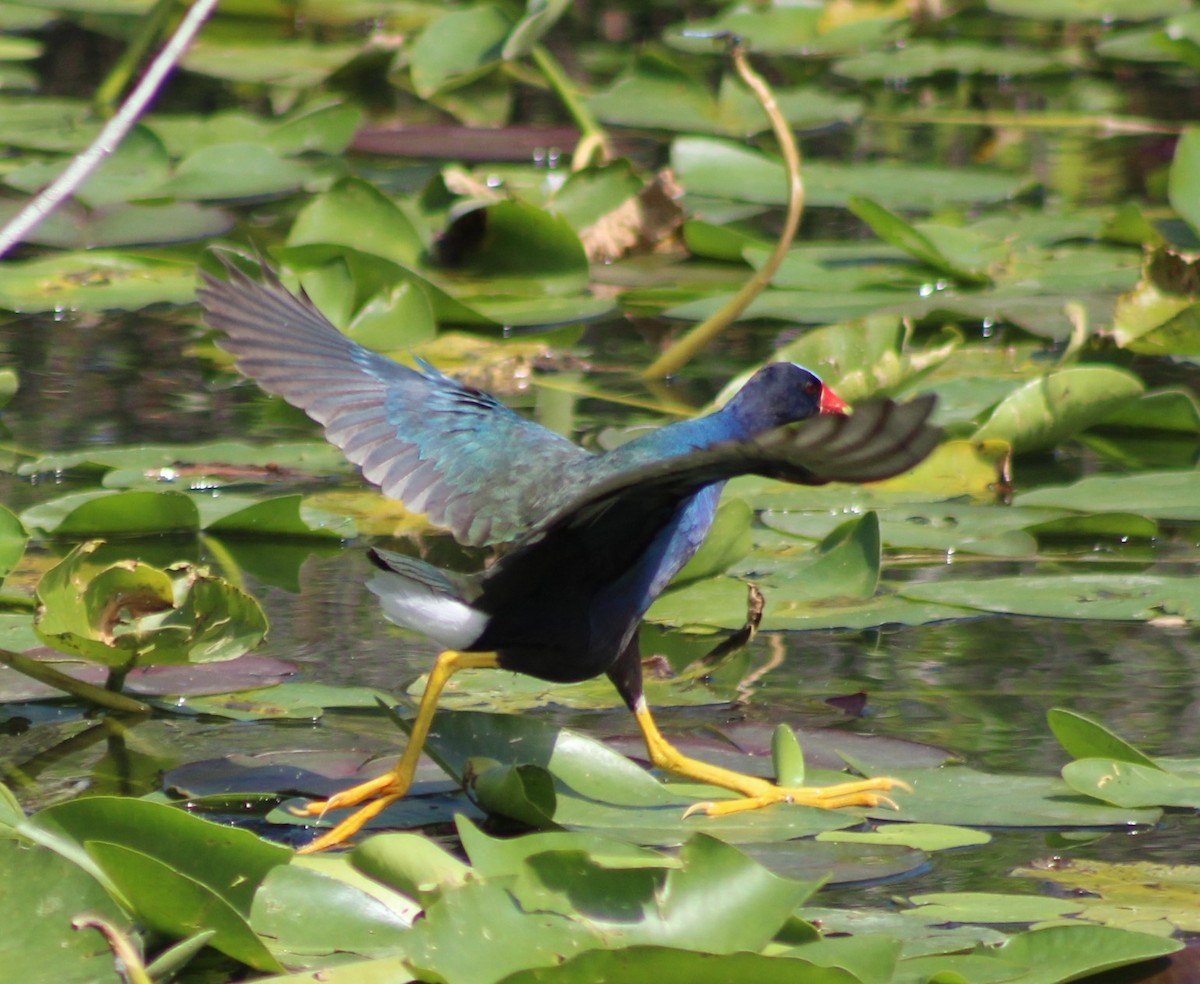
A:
<box><xmin>486</xmin><ymin>394</ymin><xmax>940</xmax><ymax>589</ymax></box>
<box><xmin>198</xmin><ymin>257</ymin><xmax>590</xmax><ymax>546</ymax></box>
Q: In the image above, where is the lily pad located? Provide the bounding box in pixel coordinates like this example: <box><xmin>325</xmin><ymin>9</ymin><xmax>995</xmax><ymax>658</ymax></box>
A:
<box><xmin>35</xmin><ymin>541</ymin><xmax>268</xmax><ymax>669</ymax></box>
<box><xmin>1013</xmin><ymin>858</ymin><xmax>1200</xmax><ymax>934</ymax></box>
<box><xmin>0</xmin><ymin>252</ymin><xmax>196</xmax><ymax>312</ymax></box>
<box><xmin>899</xmin><ymin>573</ymin><xmax>1200</xmax><ymax>621</ymax></box>
<box><xmin>883</xmin><ymin>765</ymin><xmax>1160</xmax><ymax>827</ymax></box>
<box><xmin>0</xmin><ymin>838</ymin><xmax>133</xmax><ymax>984</ymax></box>
<box><xmin>672</xmin><ymin>136</ymin><xmax>1027</xmax><ymax>210</ymax></box>
<box><xmin>1015</xmin><ymin>468</ymin><xmax>1200</xmax><ymax>520</ymax></box>
<box><xmin>972</xmin><ymin>366</ymin><xmax>1145</xmax><ymax>453</ymax></box>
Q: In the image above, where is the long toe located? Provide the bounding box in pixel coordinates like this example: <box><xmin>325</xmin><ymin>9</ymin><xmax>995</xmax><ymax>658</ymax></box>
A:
<box><xmin>296</xmin><ymin>793</ymin><xmax>403</xmax><ymax>854</ymax></box>
<box><xmin>290</xmin><ymin>771</ymin><xmax>406</xmax><ymax>819</ymax></box>
<box><xmin>688</xmin><ymin>775</ymin><xmax>909</xmax><ymax>818</ymax></box>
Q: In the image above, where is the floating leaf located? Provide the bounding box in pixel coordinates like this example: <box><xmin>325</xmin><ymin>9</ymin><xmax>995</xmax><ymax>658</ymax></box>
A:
<box><xmin>988</xmin><ymin>0</ymin><xmax>1190</xmax><ymax>23</ymax></box>
<box><xmin>1048</xmin><ymin>708</ymin><xmax>1159</xmax><ymax>767</ymax></box>
<box><xmin>287</xmin><ymin>177</ymin><xmax>425</xmax><ymax>270</ymax></box>
<box><xmin>0</xmin><ymin>502</ymin><xmax>27</xmax><ymax>581</ymax></box>
<box><xmin>972</xmin><ymin>366</ymin><xmax>1145</xmax><ymax>453</ymax></box>
<box><xmin>408</xmin><ymin>4</ymin><xmax>512</xmax><ymax>97</ymax></box>
<box><xmin>87</xmin><ymin>840</ymin><xmax>282</xmax><ymax>972</ymax></box>
<box><xmin>1111</xmin><ymin>248</ymin><xmax>1200</xmax><ymax>355</ymax></box>
<box><xmin>1013</xmin><ymin>858</ymin><xmax>1200</xmax><ymax>934</ymax></box>
<box><xmin>0</xmin><ymin>838</ymin><xmax>134</xmax><ymax>984</ymax></box>
<box><xmin>899</xmin><ymin>573</ymin><xmax>1200</xmax><ymax>621</ymax></box>
<box><xmin>4</xmin><ymin>125</ymin><xmax>169</xmax><ymax>207</ymax></box>
<box><xmin>156</xmin><ymin>142</ymin><xmax>314</xmax><ymax>201</ymax></box>
<box><xmin>848</xmin><ymin>197</ymin><xmax>992</xmax><ymax>285</ymax></box>
<box><xmin>22</xmin><ymin>490</ymin><xmax>200</xmax><ymax>536</ymax></box>
<box><xmin>904</xmin><ymin>890</ymin><xmax>1084</xmax><ymax>924</ymax></box>
<box><xmin>884</xmin><ymin>766</ymin><xmax>1160</xmax><ymax>827</ymax></box>
<box><xmin>503</xmin><ymin>0</ymin><xmax>573</xmax><ymax>60</ymax></box>
<box><xmin>1016</xmin><ymin>469</ymin><xmax>1200</xmax><ymax>520</ymax></box>
<box><xmin>835</xmin><ymin>41</ymin><xmax>1062</xmax><ymax>80</ymax></box>
<box><xmin>0</xmin><ymin>251</ymin><xmax>196</xmax><ymax>312</ymax></box>
<box><xmin>817</xmin><ymin>823</ymin><xmax>991</xmax><ymax>851</ymax></box>
<box><xmin>35</xmin><ymin>541</ymin><xmax>268</xmax><ymax>669</ymax></box>
<box><xmin>1063</xmin><ymin>759</ymin><xmax>1200</xmax><ymax>809</ymax></box>
<box><xmin>249</xmin><ymin>863</ymin><xmax>412</xmax><ymax>960</ymax></box>
<box><xmin>672</xmin><ymin>136</ymin><xmax>1026</xmax><ymax>210</ymax></box>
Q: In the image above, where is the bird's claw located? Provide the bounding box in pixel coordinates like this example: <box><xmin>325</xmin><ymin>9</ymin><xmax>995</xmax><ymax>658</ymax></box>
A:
<box><xmin>683</xmin><ymin>776</ymin><xmax>910</xmax><ymax>818</ymax></box>
<box><xmin>289</xmin><ymin>772</ymin><xmax>409</xmax><ymax>853</ymax></box>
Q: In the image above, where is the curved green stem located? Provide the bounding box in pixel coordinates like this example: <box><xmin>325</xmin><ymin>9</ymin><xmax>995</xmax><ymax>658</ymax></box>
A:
<box><xmin>0</xmin><ymin>647</ymin><xmax>150</xmax><ymax>713</ymax></box>
<box><xmin>531</xmin><ymin>44</ymin><xmax>611</xmax><ymax>170</ymax></box>
<box><xmin>93</xmin><ymin>0</ymin><xmax>182</xmax><ymax>116</ymax></box>
<box><xmin>643</xmin><ymin>40</ymin><xmax>805</xmax><ymax>380</ymax></box>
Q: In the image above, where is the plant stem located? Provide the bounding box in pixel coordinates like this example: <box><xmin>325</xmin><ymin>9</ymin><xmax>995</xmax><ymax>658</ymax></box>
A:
<box><xmin>531</xmin><ymin>43</ymin><xmax>611</xmax><ymax>170</ymax></box>
<box><xmin>93</xmin><ymin>0</ymin><xmax>182</xmax><ymax>116</ymax></box>
<box><xmin>0</xmin><ymin>0</ymin><xmax>220</xmax><ymax>259</ymax></box>
<box><xmin>643</xmin><ymin>39</ymin><xmax>805</xmax><ymax>380</ymax></box>
<box><xmin>0</xmin><ymin>647</ymin><xmax>150</xmax><ymax>713</ymax></box>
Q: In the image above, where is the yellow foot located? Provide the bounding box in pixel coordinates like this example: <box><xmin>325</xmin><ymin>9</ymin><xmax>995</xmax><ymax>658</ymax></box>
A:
<box><xmin>292</xmin><ymin>773</ymin><xmax>406</xmax><ymax>854</ymax></box>
<box><xmin>683</xmin><ymin>776</ymin><xmax>911</xmax><ymax>819</ymax></box>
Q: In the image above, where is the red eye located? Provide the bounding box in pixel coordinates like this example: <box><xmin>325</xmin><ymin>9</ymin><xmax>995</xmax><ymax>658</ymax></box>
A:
<box><xmin>805</xmin><ymin>381</ymin><xmax>820</xmax><ymax>396</ymax></box>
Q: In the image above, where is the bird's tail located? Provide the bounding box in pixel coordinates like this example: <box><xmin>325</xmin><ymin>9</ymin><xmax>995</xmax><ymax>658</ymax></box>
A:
<box><xmin>366</xmin><ymin>548</ymin><xmax>487</xmax><ymax>651</ymax></box>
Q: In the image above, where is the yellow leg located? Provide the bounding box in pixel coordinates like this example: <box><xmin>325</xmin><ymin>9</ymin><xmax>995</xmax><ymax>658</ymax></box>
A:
<box><xmin>632</xmin><ymin>697</ymin><xmax>908</xmax><ymax>817</ymax></box>
<box><xmin>296</xmin><ymin>649</ymin><xmax>500</xmax><ymax>853</ymax></box>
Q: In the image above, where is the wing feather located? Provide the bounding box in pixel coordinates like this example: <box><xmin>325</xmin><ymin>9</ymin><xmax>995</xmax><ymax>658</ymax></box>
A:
<box><xmin>198</xmin><ymin>257</ymin><xmax>590</xmax><ymax>545</ymax></box>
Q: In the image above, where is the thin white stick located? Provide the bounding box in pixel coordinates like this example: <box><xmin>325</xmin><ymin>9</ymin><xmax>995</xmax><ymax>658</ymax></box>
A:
<box><xmin>0</xmin><ymin>0</ymin><xmax>221</xmax><ymax>259</ymax></box>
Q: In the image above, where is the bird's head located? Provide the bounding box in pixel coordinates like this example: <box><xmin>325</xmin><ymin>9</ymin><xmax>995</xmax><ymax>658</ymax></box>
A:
<box><xmin>724</xmin><ymin>362</ymin><xmax>848</xmax><ymax>434</ymax></box>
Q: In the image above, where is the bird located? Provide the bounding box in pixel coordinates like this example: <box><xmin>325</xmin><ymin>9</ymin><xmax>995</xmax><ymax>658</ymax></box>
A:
<box><xmin>198</xmin><ymin>257</ymin><xmax>941</xmax><ymax>853</ymax></box>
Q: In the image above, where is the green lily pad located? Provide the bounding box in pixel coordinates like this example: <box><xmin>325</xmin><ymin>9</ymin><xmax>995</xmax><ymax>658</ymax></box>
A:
<box><xmin>848</xmin><ymin>197</ymin><xmax>993</xmax><ymax>285</ymax></box>
<box><xmin>1015</xmin><ymin>469</ymin><xmax>1200</xmax><ymax>520</ymax></box>
<box><xmin>0</xmin><ymin>252</ymin><xmax>196</xmax><ymax>312</ymax></box>
<box><xmin>198</xmin><ymin>494</ymin><xmax>353</xmax><ymax>539</ymax></box>
<box><xmin>899</xmin><ymin>573</ymin><xmax>1200</xmax><ymax>621</ymax></box>
<box><xmin>1100</xmin><ymin>388</ymin><xmax>1200</xmax><ymax>433</ymax></box>
<box><xmin>4</xmin><ymin>125</ymin><xmax>169</xmax><ymax>207</ymax></box>
<box><xmin>157</xmin><ymin>142</ymin><xmax>314</xmax><ymax>201</ymax></box>
<box><xmin>1012</xmin><ymin>858</ymin><xmax>1200</xmax><ymax>934</ymax></box>
<box><xmin>181</xmin><ymin>36</ymin><xmax>362</xmax><ymax>88</ymax></box>
<box><xmin>0</xmin><ymin>95</ymin><xmax>98</xmax><ymax>152</ymax></box>
<box><xmin>19</xmin><ymin>440</ymin><xmax>350</xmax><ymax>483</ymax></box>
<box><xmin>506</xmin><ymin>947</ymin><xmax>868</xmax><ymax>984</ymax></box>
<box><xmin>249</xmin><ymin>862</ymin><xmax>412</xmax><ymax>960</ymax></box>
<box><xmin>1049</xmin><ymin>708</ymin><xmax>1159</xmax><ymax>767</ymax></box>
<box><xmin>87</xmin><ymin>840</ymin><xmax>281</xmax><ymax>972</ymax></box>
<box><xmin>672</xmin><ymin>136</ymin><xmax>1027</xmax><ymax>210</ymax></box>
<box><xmin>973</xmin><ymin>366</ymin><xmax>1145</xmax><ymax>453</ymax></box>
<box><xmin>817</xmin><ymin>823</ymin><xmax>991</xmax><ymax>851</ymax></box>
<box><xmin>408</xmin><ymin>3</ymin><xmax>513</xmax><ymax>98</ymax></box>
<box><xmin>884</xmin><ymin>765</ymin><xmax>1160</xmax><ymax>827</ymax></box>
<box><xmin>988</xmin><ymin>0</ymin><xmax>1190</xmax><ymax>21</ymax></box>
<box><xmin>287</xmin><ymin>177</ymin><xmax>425</xmax><ymax>270</ymax></box>
<box><xmin>904</xmin><ymin>890</ymin><xmax>1084</xmax><ymax>924</ymax></box>
<box><xmin>503</xmin><ymin>0</ymin><xmax>572</xmax><ymax>59</ymax></box>
<box><xmin>834</xmin><ymin>40</ymin><xmax>1062</xmax><ymax>80</ymax></box>
<box><xmin>0</xmin><ymin>200</ymin><xmax>234</xmax><ymax>249</ymax></box>
<box><xmin>1063</xmin><ymin>758</ymin><xmax>1200</xmax><ymax>809</ymax></box>
<box><xmin>0</xmin><ymin>502</ymin><xmax>26</xmax><ymax>580</ymax></box>
<box><xmin>22</xmin><ymin>490</ymin><xmax>200</xmax><ymax>536</ymax></box>
<box><xmin>0</xmin><ymin>838</ymin><xmax>132</xmax><ymax>984</ymax></box>
<box><xmin>35</xmin><ymin>541</ymin><xmax>268</xmax><ymax>669</ymax></box>
<box><xmin>425</xmin><ymin>711</ymin><xmax>867</xmax><ymax>843</ymax></box>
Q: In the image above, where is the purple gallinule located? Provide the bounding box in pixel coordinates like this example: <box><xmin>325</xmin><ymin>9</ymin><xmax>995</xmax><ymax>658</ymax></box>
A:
<box><xmin>199</xmin><ymin>260</ymin><xmax>941</xmax><ymax>852</ymax></box>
